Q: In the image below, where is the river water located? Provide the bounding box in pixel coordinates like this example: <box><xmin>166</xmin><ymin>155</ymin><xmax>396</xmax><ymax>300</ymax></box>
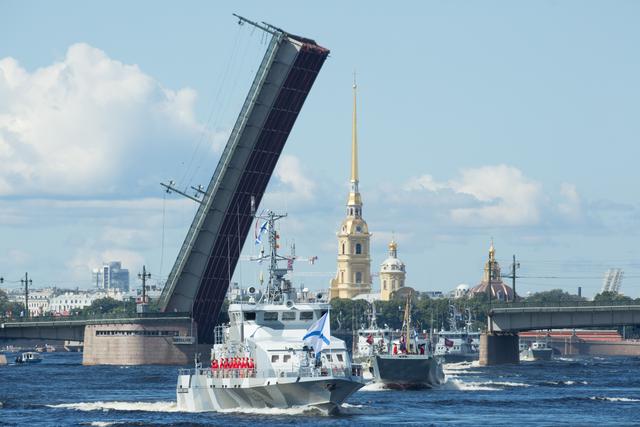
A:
<box><xmin>1</xmin><ymin>352</ymin><xmax>639</xmax><ymax>426</ymax></box>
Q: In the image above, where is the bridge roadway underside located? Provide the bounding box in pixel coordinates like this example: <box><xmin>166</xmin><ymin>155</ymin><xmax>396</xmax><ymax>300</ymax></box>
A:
<box><xmin>488</xmin><ymin>305</ymin><xmax>640</xmax><ymax>332</ymax></box>
<box><xmin>159</xmin><ymin>29</ymin><xmax>329</xmax><ymax>344</ymax></box>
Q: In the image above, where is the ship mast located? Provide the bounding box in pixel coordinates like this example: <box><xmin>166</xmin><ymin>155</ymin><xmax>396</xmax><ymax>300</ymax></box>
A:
<box><xmin>252</xmin><ymin>211</ymin><xmax>291</xmax><ymax>304</ymax></box>
<box><xmin>403</xmin><ymin>291</ymin><xmax>412</xmax><ymax>354</ymax></box>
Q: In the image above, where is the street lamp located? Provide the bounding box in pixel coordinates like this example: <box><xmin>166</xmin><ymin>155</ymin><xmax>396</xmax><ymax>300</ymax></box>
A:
<box><xmin>20</xmin><ymin>273</ymin><xmax>33</xmax><ymax>318</ymax></box>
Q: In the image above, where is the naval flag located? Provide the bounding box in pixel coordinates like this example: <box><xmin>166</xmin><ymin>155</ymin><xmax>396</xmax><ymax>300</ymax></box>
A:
<box><xmin>254</xmin><ymin>219</ymin><xmax>269</xmax><ymax>245</ymax></box>
<box><xmin>303</xmin><ymin>311</ymin><xmax>330</xmax><ymax>356</ymax></box>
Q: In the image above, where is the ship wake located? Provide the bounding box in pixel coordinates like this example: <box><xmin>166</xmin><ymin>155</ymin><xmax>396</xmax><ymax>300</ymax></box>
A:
<box><xmin>47</xmin><ymin>401</ymin><xmax>182</xmax><ymax>413</ymax></box>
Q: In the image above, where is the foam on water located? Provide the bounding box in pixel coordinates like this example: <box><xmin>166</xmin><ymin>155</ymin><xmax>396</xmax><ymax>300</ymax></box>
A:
<box><xmin>216</xmin><ymin>405</ymin><xmax>325</xmax><ymax>416</ymax></box>
<box><xmin>50</xmin><ymin>401</ymin><xmax>333</xmax><ymax>416</ymax></box>
<box><xmin>339</xmin><ymin>402</ymin><xmax>371</xmax><ymax>415</ymax></box>
<box><xmin>84</xmin><ymin>422</ymin><xmax>124</xmax><ymax>427</ymax></box>
<box><xmin>589</xmin><ymin>397</ymin><xmax>640</xmax><ymax>403</ymax></box>
<box><xmin>443</xmin><ymin>361</ymin><xmax>476</xmax><ymax>371</ymax></box>
<box><xmin>543</xmin><ymin>380</ymin><xmax>588</xmax><ymax>386</ymax></box>
<box><xmin>48</xmin><ymin>401</ymin><xmax>182</xmax><ymax>413</ymax></box>
<box><xmin>444</xmin><ymin>379</ymin><xmax>501</xmax><ymax>391</ymax></box>
<box><xmin>445</xmin><ymin>379</ymin><xmax>530</xmax><ymax>391</ymax></box>
<box><xmin>360</xmin><ymin>382</ymin><xmax>390</xmax><ymax>392</ymax></box>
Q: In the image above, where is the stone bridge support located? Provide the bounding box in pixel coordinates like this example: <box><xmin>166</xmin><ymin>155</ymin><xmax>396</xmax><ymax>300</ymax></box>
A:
<box><xmin>479</xmin><ymin>332</ymin><xmax>519</xmax><ymax>365</ymax></box>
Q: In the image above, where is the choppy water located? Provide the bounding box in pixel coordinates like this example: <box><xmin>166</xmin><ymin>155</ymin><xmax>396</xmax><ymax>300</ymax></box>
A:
<box><xmin>1</xmin><ymin>352</ymin><xmax>639</xmax><ymax>426</ymax></box>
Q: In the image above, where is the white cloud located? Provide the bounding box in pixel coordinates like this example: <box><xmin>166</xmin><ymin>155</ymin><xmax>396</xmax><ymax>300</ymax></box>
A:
<box><xmin>557</xmin><ymin>182</ymin><xmax>582</xmax><ymax>221</ymax></box>
<box><xmin>449</xmin><ymin>165</ymin><xmax>542</xmax><ymax>226</ymax></box>
<box><xmin>404</xmin><ymin>174</ymin><xmax>447</xmax><ymax>192</ymax></box>
<box><xmin>402</xmin><ymin>165</ymin><xmax>543</xmax><ymax>227</ymax></box>
<box><xmin>0</xmin><ymin>43</ymin><xmax>219</xmax><ymax>197</ymax></box>
<box><xmin>274</xmin><ymin>154</ymin><xmax>315</xmax><ymax>200</ymax></box>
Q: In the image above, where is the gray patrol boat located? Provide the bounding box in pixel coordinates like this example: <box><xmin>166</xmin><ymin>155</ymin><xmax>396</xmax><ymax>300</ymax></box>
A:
<box><xmin>176</xmin><ymin>211</ymin><xmax>364</xmax><ymax>414</ymax></box>
<box><xmin>354</xmin><ymin>294</ymin><xmax>444</xmax><ymax>389</ymax></box>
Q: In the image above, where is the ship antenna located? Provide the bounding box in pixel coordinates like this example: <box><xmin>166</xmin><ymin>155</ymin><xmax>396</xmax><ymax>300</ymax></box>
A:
<box><xmin>252</xmin><ymin>210</ymin><xmax>288</xmax><ymax>303</ymax></box>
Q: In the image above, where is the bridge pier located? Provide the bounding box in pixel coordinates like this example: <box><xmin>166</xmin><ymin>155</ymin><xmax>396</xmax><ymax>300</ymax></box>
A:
<box><xmin>479</xmin><ymin>332</ymin><xmax>519</xmax><ymax>365</ymax></box>
<box><xmin>83</xmin><ymin>319</ymin><xmax>200</xmax><ymax>365</ymax></box>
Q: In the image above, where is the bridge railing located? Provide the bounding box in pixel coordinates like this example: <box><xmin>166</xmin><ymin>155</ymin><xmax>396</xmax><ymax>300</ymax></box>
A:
<box><xmin>491</xmin><ymin>300</ymin><xmax>640</xmax><ymax>310</ymax></box>
<box><xmin>0</xmin><ymin>311</ymin><xmax>192</xmax><ymax>324</ymax></box>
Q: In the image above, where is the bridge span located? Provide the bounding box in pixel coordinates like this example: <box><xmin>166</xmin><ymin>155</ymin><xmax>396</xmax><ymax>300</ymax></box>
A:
<box><xmin>488</xmin><ymin>304</ymin><xmax>640</xmax><ymax>332</ymax></box>
<box><xmin>480</xmin><ymin>303</ymin><xmax>640</xmax><ymax>365</ymax></box>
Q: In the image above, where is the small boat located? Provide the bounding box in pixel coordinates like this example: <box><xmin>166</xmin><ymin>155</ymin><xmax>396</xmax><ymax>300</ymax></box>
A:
<box><xmin>520</xmin><ymin>338</ymin><xmax>553</xmax><ymax>361</ymax></box>
<box><xmin>15</xmin><ymin>352</ymin><xmax>42</xmax><ymax>364</ymax></box>
<box><xmin>529</xmin><ymin>340</ymin><xmax>553</xmax><ymax>361</ymax></box>
<box><xmin>35</xmin><ymin>344</ymin><xmax>56</xmax><ymax>353</ymax></box>
<box><xmin>355</xmin><ymin>294</ymin><xmax>444</xmax><ymax>389</ymax></box>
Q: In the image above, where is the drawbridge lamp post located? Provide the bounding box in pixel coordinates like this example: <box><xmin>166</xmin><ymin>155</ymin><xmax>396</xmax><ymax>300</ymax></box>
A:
<box><xmin>21</xmin><ymin>273</ymin><xmax>32</xmax><ymax>318</ymax></box>
<box><xmin>137</xmin><ymin>266</ymin><xmax>151</xmax><ymax>314</ymax></box>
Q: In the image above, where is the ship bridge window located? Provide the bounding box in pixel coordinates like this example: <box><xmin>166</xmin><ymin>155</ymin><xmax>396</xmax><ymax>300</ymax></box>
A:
<box><xmin>336</xmin><ymin>354</ymin><xmax>344</xmax><ymax>362</ymax></box>
<box><xmin>243</xmin><ymin>312</ymin><xmax>256</xmax><ymax>321</ymax></box>
<box><xmin>263</xmin><ymin>312</ymin><xmax>278</xmax><ymax>321</ymax></box>
<box><xmin>282</xmin><ymin>311</ymin><xmax>296</xmax><ymax>321</ymax></box>
<box><xmin>283</xmin><ymin>355</ymin><xmax>291</xmax><ymax>363</ymax></box>
<box><xmin>271</xmin><ymin>355</ymin><xmax>279</xmax><ymax>363</ymax></box>
<box><xmin>300</xmin><ymin>312</ymin><xmax>313</xmax><ymax>320</ymax></box>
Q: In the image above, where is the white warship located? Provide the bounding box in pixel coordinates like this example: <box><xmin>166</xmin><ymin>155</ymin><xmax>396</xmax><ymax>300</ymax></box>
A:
<box><xmin>354</xmin><ymin>295</ymin><xmax>444</xmax><ymax>389</ymax></box>
<box><xmin>520</xmin><ymin>337</ymin><xmax>553</xmax><ymax>361</ymax></box>
<box><xmin>176</xmin><ymin>211</ymin><xmax>364</xmax><ymax>414</ymax></box>
<box><xmin>434</xmin><ymin>306</ymin><xmax>480</xmax><ymax>362</ymax></box>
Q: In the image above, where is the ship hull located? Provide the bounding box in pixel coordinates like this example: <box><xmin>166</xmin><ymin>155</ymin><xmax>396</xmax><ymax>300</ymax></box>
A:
<box><xmin>177</xmin><ymin>372</ymin><xmax>364</xmax><ymax>414</ymax></box>
<box><xmin>372</xmin><ymin>355</ymin><xmax>444</xmax><ymax>389</ymax></box>
<box><xmin>439</xmin><ymin>352</ymin><xmax>478</xmax><ymax>363</ymax></box>
<box><xmin>531</xmin><ymin>349</ymin><xmax>552</xmax><ymax>361</ymax></box>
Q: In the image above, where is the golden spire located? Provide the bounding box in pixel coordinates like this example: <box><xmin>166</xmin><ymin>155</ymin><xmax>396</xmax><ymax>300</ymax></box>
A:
<box><xmin>346</xmin><ymin>72</ymin><xmax>362</xmax><ymax>213</ymax></box>
<box><xmin>351</xmin><ymin>72</ymin><xmax>358</xmax><ymax>183</ymax></box>
<box><xmin>489</xmin><ymin>238</ymin><xmax>495</xmax><ymax>262</ymax></box>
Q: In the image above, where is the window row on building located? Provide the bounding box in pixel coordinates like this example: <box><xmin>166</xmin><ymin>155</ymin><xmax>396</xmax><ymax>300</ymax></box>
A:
<box><xmin>95</xmin><ymin>330</ymin><xmax>180</xmax><ymax>337</ymax></box>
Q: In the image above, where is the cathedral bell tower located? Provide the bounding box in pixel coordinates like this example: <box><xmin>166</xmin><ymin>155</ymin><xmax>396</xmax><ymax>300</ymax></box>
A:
<box><xmin>329</xmin><ymin>77</ymin><xmax>372</xmax><ymax>300</ymax></box>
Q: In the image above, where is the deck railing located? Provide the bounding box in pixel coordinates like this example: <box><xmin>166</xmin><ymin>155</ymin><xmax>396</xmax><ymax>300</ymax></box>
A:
<box><xmin>178</xmin><ymin>364</ymin><xmax>360</xmax><ymax>380</ymax></box>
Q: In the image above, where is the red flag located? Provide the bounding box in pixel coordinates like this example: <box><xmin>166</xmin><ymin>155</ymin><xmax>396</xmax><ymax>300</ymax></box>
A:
<box><xmin>444</xmin><ymin>338</ymin><xmax>454</xmax><ymax>348</ymax></box>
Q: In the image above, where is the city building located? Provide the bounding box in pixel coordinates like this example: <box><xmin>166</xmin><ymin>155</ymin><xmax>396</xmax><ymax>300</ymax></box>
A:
<box><xmin>329</xmin><ymin>79</ymin><xmax>372</xmax><ymax>300</ymax></box>
<box><xmin>27</xmin><ymin>288</ymin><xmax>55</xmax><ymax>316</ymax></box>
<box><xmin>469</xmin><ymin>240</ymin><xmax>514</xmax><ymax>302</ymax></box>
<box><xmin>423</xmin><ymin>290</ymin><xmax>445</xmax><ymax>299</ymax></box>
<box><xmin>379</xmin><ymin>239</ymin><xmax>406</xmax><ymax>301</ymax></box>
<box><xmin>49</xmin><ymin>291</ymin><xmax>102</xmax><ymax>314</ymax></box>
<box><xmin>96</xmin><ymin>261</ymin><xmax>130</xmax><ymax>292</ymax></box>
<box><xmin>7</xmin><ymin>287</ymin><xmax>55</xmax><ymax>316</ymax></box>
<box><xmin>452</xmin><ymin>284</ymin><xmax>470</xmax><ymax>299</ymax></box>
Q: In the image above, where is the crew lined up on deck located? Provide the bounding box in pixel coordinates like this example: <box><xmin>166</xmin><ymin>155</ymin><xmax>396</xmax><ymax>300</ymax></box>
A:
<box><xmin>210</xmin><ymin>357</ymin><xmax>255</xmax><ymax>377</ymax></box>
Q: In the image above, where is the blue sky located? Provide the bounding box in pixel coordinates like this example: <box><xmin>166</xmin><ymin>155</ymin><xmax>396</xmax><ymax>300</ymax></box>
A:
<box><xmin>1</xmin><ymin>1</ymin><xmax>639</xmax><ymax>298</ymax></box>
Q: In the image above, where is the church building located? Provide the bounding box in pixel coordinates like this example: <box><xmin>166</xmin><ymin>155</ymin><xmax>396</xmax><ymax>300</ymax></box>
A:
<box><xmin>379</xmin><ymin>239</ymin><xmax>406</xmax><ymax>301</ymax></box>
<box><xmin>329</xmin><ymin>79</ymin><xmax>372</xmax><ymax>300</ymax></box>
<box><xmin>469</xmin><ymin>240</ymin><xmax>515</xmax><ymax>302</ymax></box>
